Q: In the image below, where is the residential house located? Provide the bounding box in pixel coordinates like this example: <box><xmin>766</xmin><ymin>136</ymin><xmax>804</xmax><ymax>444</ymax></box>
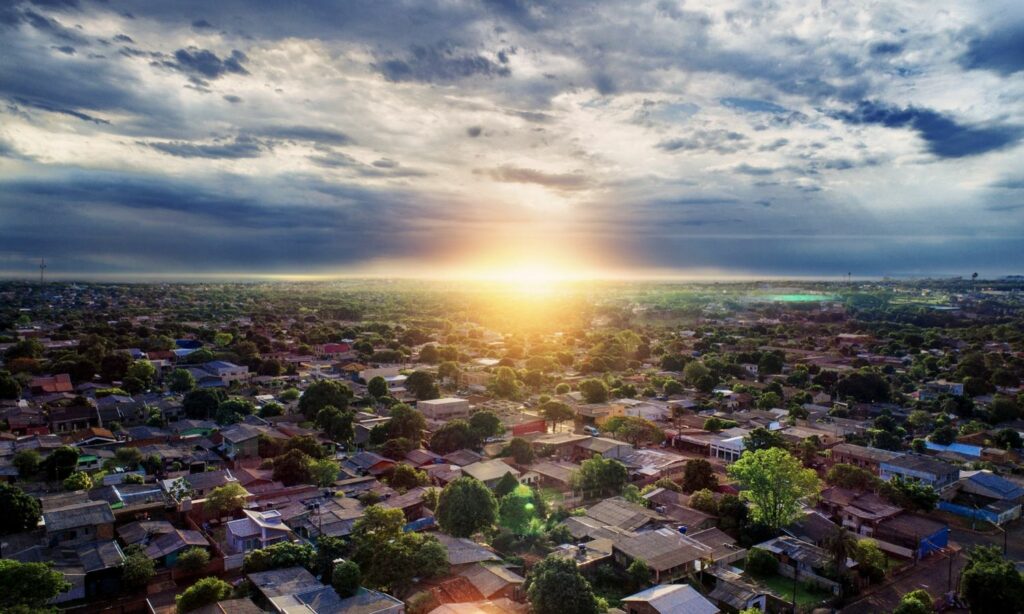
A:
<box><xmin>873</xmin><ymin>514</ymin><xmax>949</xmax><ymax>559</ymax></box>
<box><xmin>248</xmin><ymin>566</ymin><xmax>404</xmax><ymax>614</ymax></box>
<box><xmin>574</xmin><ymin>436</ymin><xmax>633</xmax><ymax>461</ymax></box>
<box><xmin>586</xmin><ymin>497</ymin><xmax>666</xmax><ymax>532</ymax></box>
<box><xmin>49</xmin><ymin>403</ymin><xmax>98</xmax><ymax>433</ymax></box>
<box><xmin>145</xmin><ymin>528</ymin><xmax>210</xmax><ymax>567</ymax></box>
<box><xmin>204</xmin><ymin>361</ymin><xmax>251</xmax><ymax>386</ymax></box>
<box><xmin>937</xmin><ymin>470</ymin><xmax>1024</xmax><ymax>525</ymax></box>
<box><xmin>30</xmin><ymin>374</ymin><xmax>73</xmax><ymax>395</ymax></box>
<box><xmin>77</xmin><ymin>540</ymin><xmax>126</xmax><ymax>599</ymax></box>
<box><xmin>462</xmin><ymin>460</ymin><xmax>520</xmax><ymax>489</ymax></box>
<box><xmin>457</xmin><ymin>563</ymin><xmax>524</xmax><ymax>602</ymax></box>
<box><xmin>43</xmin><ymin>500</ymin><xmax>116</xmax><ymax>547</ymax></box>
<box><xmin>418</xmin><ymin>398</ymin><xmax>471</xmax><ymax>420</ymax></box>
<box><xmin>342</xmin><ymin>451</ymin><xmax>396</xmax><ymax>477</ymax></box>
<box><xmin>880</xmin><ymin>455</ymin><xmax>959</xmax><ymax>490</ymax></box>
<box><xmin>162</xmin><ymin>469</ymin><xmax>239</xmax><ymax>500</ymax></box>
<box><xmin>226</xmin><ymin>509</ymin><xmax>293</xmax><ymax>554</ymax></box>
<box><xmin>829</xmin><ymin>443</ymin><xmax>905</xmax><ymax>475</ymax></box>
<box><xmin>612</xmin><ymin>528</ymin><xmax>712</xmax><ymax>583</ymax></box>
<box><xmin>818</xmin><ymin>487</ymin><xmax>902</xmax><ymax>536</ymax></box>
<box><xmin>754</xmin><ymin>535</ymin><xmax>842</xmax><ymax>593</ymax></box>
<box><xmin>620</xmin><ymin>584</ymin><xmax>719</xmax><ymax>614</ymax></box>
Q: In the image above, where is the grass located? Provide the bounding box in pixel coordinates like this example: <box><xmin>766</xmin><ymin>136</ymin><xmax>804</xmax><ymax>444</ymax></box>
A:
<box><xmin>754</xmin><ymin>573</ymin><xmax>831</xmax><ymax>607</ymax></box>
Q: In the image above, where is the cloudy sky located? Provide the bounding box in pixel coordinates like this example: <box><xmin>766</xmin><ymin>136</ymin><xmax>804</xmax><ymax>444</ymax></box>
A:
<box><xmin>1</xmin><ymin>0</ymin><xmax>1023</xmax><ymax>280</ymax></box>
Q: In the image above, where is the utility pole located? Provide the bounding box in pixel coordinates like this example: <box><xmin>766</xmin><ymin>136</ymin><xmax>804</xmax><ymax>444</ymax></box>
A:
<box><xmin>39</xmin><ymin>257</ymin><xmax>46</xmax><ymax>284</ymax></box>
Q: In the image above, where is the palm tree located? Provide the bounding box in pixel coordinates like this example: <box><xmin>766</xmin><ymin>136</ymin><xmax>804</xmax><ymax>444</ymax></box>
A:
<box><xmin>824</xmin><ymin>525</ymin><xmax>858</xmax><ymax>581</ymax></box>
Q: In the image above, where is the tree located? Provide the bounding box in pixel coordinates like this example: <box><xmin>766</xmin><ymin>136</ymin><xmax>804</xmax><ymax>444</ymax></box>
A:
<box><xmin>0</xmin><ymin>371</ymin><xmax>22</xmax><ymax>399</ymax></box>
<box><xmin>992</xmin><ymin>428</ymin><xmax>1023</xmax><ymax>450</ymax></box>
<box><xmin>499</xmin><ymin>485</ymin><xmax>541</xmax><ymax>534</ymax></box>
<box><xmin>182</xmin><ymin>388</ymin><xmax>225</xmax><ymax>420</ymax></box>
<box><xmin>405</xmin><ymin>371</ymin><xmax>439</xmax><ymax>401</ymax></box>
<box><xmin>367</xmin><ymin>376</ymin><xmax>389</xmax><ymax>399</ymax></box>
<box><xmin>826</xmin><ymin>464</ymin><xmax>879</xmax><ymax>491</ymax></box>
<box><xmin>436</xmin><ymin>477</ymin><xmax>498</xmax><ymax>537</ymax></box>
<box><xmin>743</xmin><ymin>427</ymin><xmax>786</xmax><ymax>451</ymax></box>
<box><xmin>115</xmin><ymin>446</ymin><xmax>143</xmax><ymax>469</ymax></box>
<box><xmin>960</xmin><ymin>545</ymin><xmax>1024</xmax><ymax>613</ymax></box>
<box><xmin>259</xmin><ymin>402</ymin><xmax>284</xmax><ymax>417</ymax></box>
<box><xmin>168</xmin><ymin>368</ymin><xmax>196</xmax><ymax>393</ymax></box>
<box><xmin>603</xmin><ymin>416</ymin><xmax>664</xmax><ymax>446</ymax></box>
<box><xmin>703</xmin><ymin>417</ymin><xmax>737</xmax><ymax>432</ymax></box>
<box><xmin>689</xmin><ymin>488</ymin><xmax>718</xmax><ymax>514</ymax></box>
<box><xmin>525</xmin><ymin>555</ymin><xmax>600</xmax><ymax>614</ymax></box>
<box><xmin>175</xmin><ymin>547</ymin><xmax>211</xmax><ymax>574</ymax></box>
<box><xmin>469</xmin><ymin>410</ymin><xmax>504</xmax><ymax>439</ymax></box>
<box><xmin>626</xmin><ymin>559</ymin><xmax>651</xmax><ymax>591</ymax></box>
<box><xmin>663</xmin><ymin>379</ymin><xmax>685</xmax><ymax>396</ymax></box>
<box><xmin>824</xmin><ymin>525</ymin><xmax>858</xmax><ymax>581</ymax></box>
<box><xmin>122</xmin><ymin>548</ymin><xmax>155</xmax><ymax>589</ymax></box>
<box><xmin>299</xmin><ymin>380</ymin><xmax>352</xmax><ymax>419</ymax></box>
<box><xmin>387</xmin><ymin>463</ymin><xmax>427</xmax><ymax>490</ymax></box>
<box><xmin>205</xmin><ymin>482</ymin><xmax>248</xmax><ymax>521</ymax></box>
<box><xmin>215</xmin><ymin>398</ymin><xmax>255</xmax><ymax>425</ymax></box>
<box><xmin>429</xmin><ymin>419</ymin><xmax>480</xmax><ymax>454</ymax></box>
<box><xmin>45</xmin><ymin>445</ymin><xmax>79</xmax><ymax>481</ymax></box>
<box><xmin>316</xmin><ymin>406</ymin><xmax>354</xmax><ymax>444</ymax></box>
<box><xmin>0</xmin><ymin>560</ymin><xmax>71</xmax><ymax>610</ymax></box>
<box><xmin>494</xmin><ymin>471</ymin><xmax>521</xmax><ymax>498</ymax></box>
<box><xmin>285</xmin><ymin>435</ymin><xmax>328</xmax><ymax>459</ymax></box>
<box><xmin>836</xmin><ymin>369</ymin><xmax>891</xmax><ymax>403</ymax></box>
<box><xmin>419</xmin><ymin>344</ymin><xmax>440</xmax><ymax>364</ymax></box>
<box><xmin>683</xmin><ymin>360</ymin><xmax>710</xmax><ymax>386</ymax></box>
<box><xmin>0</xmin><ymin>483</ymin><xmax>41</xmax><ymax>535</ymax></box>
<box><xmin>63</xmin><ymin>471</ymin><xmax>93</xmax><ymax>491</ymax></box>
<box><xmin>351</xmin><ymin>505</ymin><xmax>447</xmax><ymax>594</ymax></box>
<box><xmin>12</xmin><ymin>450</ymin><xmax>40</xmax><ymax>479</ymax></box>
<box><xmin>894</xmin><ymin>589</ymin><xmax>933</xmax><ymax>614</ymax></box>
<box><xmin>126</xmin><ymin>360</ymin><xmax>156</xmax><ymax>389</ymax></box>
<box><xmin>716</xmin><ymin>493</ymin><xmax>749</xmax><ymax>532</ymax></box>
<box><xmin>175</xmin><ymin>576</ymin><xmax>232</xmax><ymax>612</ymax></box>
<box><xmin>243</xmin><ymin>541</ymin><xmax>315</xmax><ymax>573</ymax></box>
<box><xmin>332</xmin><ymin>560</ymin><xmax>362</xmax><ymax>597</ymax></box>
<box><xmin>987</xmin><ymin>396</ymin><xmax>1020</xmax><ymax>423</ymax></box>
<box><xmin>272</xmin><ymin>449</ymin><xmax>313</xmax><ymax>486</ymax></box>
<box><xmin>682</xmin><ymin>459</ymin><xmax>719</xmax><ymax>493</ymax></box>
<box><xmin>505</xmin><ymin>437</ymin><xmax>536</xmax><ymax>464</ymax></box>
<box><xmin>728</xmin><ymin>447</ymin><xmax>821</xmax><ymax>531</ymax></box>
<box><xmin>929</xmin><ymin>425</ymin><xmax>957</xmax><ymax>445</ymax></box>
<box><xmin>744</xmin><ymin>547</ymin><xmax>778</xmax><ymax>577</ymax></box>
<box><xmin>571</xmin><ymin>456</ymin><xmax>628</xmax><ymax>498</ymax></box>
<box><xmin>389</xmin><ymin>403</ymin><xmax>427</xmax><ymax>441</ymax></box>
<box><xmin>579</xmin><ymin>378</ymin><xmax>609</xmax><ymax>404</ymax></box>
<box><xmin>853</xmin><ymin>539</ymin><xmax>887</xmax><ymax>583</ymax></box>
<box><xmin>879</xmin><ymin>475</ymin><xmax>938</xmax><ymax>512</ymax></box>
<box><xmin>380</xmin><ymin>437</ymin><xmax>417</xmax><ymax>460</ymax></box>
<box><xmin>541</xmin><ymin>400</ymin><xmax>575</xmax><ymax>431</ymax></box>
<box><xmin>490</xmin><ymin>366</ymin><xmax>521</xmax><ymax>399</ymax></box>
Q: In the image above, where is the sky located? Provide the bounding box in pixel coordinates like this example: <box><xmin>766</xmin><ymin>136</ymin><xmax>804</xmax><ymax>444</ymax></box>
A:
<box><xmin>1</xmin><ymin>0</ymin><xmax>1023</xmax><ymax>281</ymax></box>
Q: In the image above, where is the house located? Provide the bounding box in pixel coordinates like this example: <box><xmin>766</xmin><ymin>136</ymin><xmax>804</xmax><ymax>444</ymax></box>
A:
<box><xmin>687</xmin><ymin>527</ymin><xmax>747</xmax><ymax>566</ymax></box>
<box><xmin>462</xmin><ymin>460</ymin><xmax>520</xmax><ymax>489</ymax></box>
<box><xmin>620</xmin><ymin>584</ymin><xmax>719</xmax><ymax>614</ymax></box>
<box><xmin>783</xmin><ymin>510</ymin><xmax>841</xmax><ymax>546</ymax></box>
<box><xmin>937</xmin><ymin>470</ymin><xmax>1024</xmax><ymax>525</ymax></box>
<box><xmin>30</xmin><ymin>373</ymin><xmax>74</xmax><ymax>395</ymax></box>
<box><xmin>117</xmin><ymin>520</ymin><xmax>176</xmax><ymax>547</ymax></box>
<box><xmin>427</xmin><ymin>599</ymin><xmax>525</xmax><ymax>614</ymax></box>
<box><xmin>435</xmin><ymin>533</ymin><xmax>501</xmax><ymax>566</ymax></box>
<box><xmin>880</xmin><ymin>455</ymin><xmax>958</xmax><ymax>490</ymax></box>
<box><xmin>817</xmin><ymin>487</ymin><xmax>902</xmax><ymax>536</ymax></box>
<box><xmin>144</xmin><ymin>528</ymin><xmax>210</xmax><ymax>567</ymax></box>
<box><xmin>226</xmin><ymin>509</ymin><xmax>293</xmax><ymax>554</ymax></box>
<box><xmin>643</xmin><ymin>489</ymin><xmax>716</xmax><ymax>531</ymax></box>
<box><xmin>706</xmin><ymin>569</ymin><xmax>768</xmax><ymax>613</ymax></box>
<box><xmin>612</xmin><ymin>528</ymin><xmax>712</xmax><ymax>583</ymax></box>
<box><xmin>49</xmin><ymin>403</ymin><xmax>98</xmax><ymax>433</ymax></box>
<box><xmin>754</xmin><ymin>535</ymin><xmax>842</xmax><ymax>593</ymax></box>
<box><xmin>248</xmin><ymin>566</ymin><xmax>404</xmax><ymax>614</ymax></box>
<box><xmin>574</xmin><ymin>436</ymin><xmax>633</xmax><ymax>461</ymax></box>
<box><xmin>43</xmin><ymin>500</ymin><xmax>116</xmax><ymax>547</ymax></box>
<box><xmin>873</xmin><ymin>514</ymin><xmax>948</xmax><ymax>559</ymax></box>
<box><xmin>204</xmin><ymin>361</ymin><xmax>251</xmax><ymax>386</ymax></box>
<box><xmin>219</xmin><ymin>423</ymin><xmax>265</xmax><ymax>459</ymax></box>
<box><xmin>162</xmin><ymin>469</ymin><xmax>239</xmax><ymax>500</ymax></box>
<box><xmin>418</xmin><ymin>398</ymin><xmax>470</xmax><ymax>420</ymax></box>
<box><xmin>405</xmin><ymin>448</ymin><xmax>444</xmax><ymax>467</ymax></box>
<box><xmin>526</xmin><ymin>460</ymin><xmax>579</xmax><ymax>489</ymax></box>
<box><xmin>443</xmin><ymin>449</ymin><xmax>484</xmax><ymax>467</ymax></box>
<box><xmin>77</xmin><ymin>540</ymin><xmax>126</xmax><ymax>599</ymax></box>
<box><xmin>829</xmin><ymin>443</ymin><xmax>904</xmax><ymax>475</ymax></box>
<box><xmin>586</xmin><ymin>497</ymin><xmax>666</xmax><ymax>532</ymax></box>
<box><xmin>457</xmin><ymin>563</ymin><xmax>524</xmax><ymax>601</ymax></box>
<box><xmin>342</xmin><ymin>451</ymin><xmax>396</xmax><ymax>476</ymax></box>
<box><xmin>709</xmin><ymin>433</ymin><xmax>746</xmax><ymax>462</ymax></box>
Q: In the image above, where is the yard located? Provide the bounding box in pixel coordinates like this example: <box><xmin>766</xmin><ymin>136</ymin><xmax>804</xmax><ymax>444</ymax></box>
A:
<box><xmin>753</xmin><ymin>573</ymin><xmax>832</xmax><ymax>608</ymax></box>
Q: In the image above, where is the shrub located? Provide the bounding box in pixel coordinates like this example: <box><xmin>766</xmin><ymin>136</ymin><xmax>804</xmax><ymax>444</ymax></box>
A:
<box><xmin>745</xmin><ymin>547</ymin><xmax>778</xmax><ymax>577</ymax></box>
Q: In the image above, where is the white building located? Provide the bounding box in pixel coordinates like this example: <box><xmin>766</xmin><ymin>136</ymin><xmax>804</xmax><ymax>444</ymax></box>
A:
<box><xmin>418</xmin><ymin>397</ymin><xmax>471</xmax><ymax>420</ymax></box>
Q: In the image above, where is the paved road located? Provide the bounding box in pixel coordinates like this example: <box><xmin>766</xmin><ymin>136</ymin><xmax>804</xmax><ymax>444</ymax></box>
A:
<box><xmin>949</xmin><ymin>518</ymin><xmax>1024</xmax><ymax>570</ymax></box>
<box><xmin>841</xmin><ymin>548</ymin><xmax>966</xmax><ymax>614</ymax></box>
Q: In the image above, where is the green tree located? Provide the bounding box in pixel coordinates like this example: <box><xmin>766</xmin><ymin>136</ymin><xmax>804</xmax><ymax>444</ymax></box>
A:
<box><xmin>604</xmin><ymin>415</ymin><xmax>664</xmax><ymax>446</ymax></box>
<box><xmin>182</xmin><ymin>388</ymin><xmax>225</xmax><ymax>420</ymax></box>
<box><xmin>626</xmin><ymin>559</ymin><xmax>651</xmax><ymax>591</ymax></box>
<box><xmin>12</xmin><ymin>450</ymin><xmax>40</xmax><ymax>479</ymax></box>
<box><xmin>243</xmin><ymin>541</ymin><xmax>315</xmax><ymax>573</ymax></box>
<box><xmin>894</xmin><ymin>589</ymin><xmax>933</xmax><ymax>614</ymax></box>
<box><xmin>45</xmin><ymin>445</ymin><xmax>79</xmax><ymax>481</ymax></box>
<box><xmin>122</xmin><ymin>548</ymin><xmax>155</xmax><ymax>589</ymax></box>
<box><xmin>490</xmin><ymin>366</ymin><xmax>521</xmax><ymax>399</ymax></box>
<box><xmin>175</xmin><ymin>547</ymin><xmax>211</xmax><ymax>574</ymax></box>
<box><xmin>332</xmin><ymin>560</ymin><xmax>362</xmax><ymax>597</ymax></box>
<box><xmin>987</xmin><ymin>396</ymin><xmax>1020</xmax><ymax>423</ymax></box>
<box><xmin>494</xmin><ymin>471</ymin><xmax>521</xmax><ymax>498</ymax></box>
<box><xmin>298</xmin><ymin>380</ymin><xmax>353</xmax><ymax>419</ymax></box>
<box><xmin>541</xmin><ymin>400</ymin><xmax>575</xmax><ymax>431</ymax></box>
<box><xmin>682</xmin><ymin>459</ymin><xmax>719</xmax><ymax>493</ymax></box>
<box><xmin>0</xmin><ymin>483</ymin><xmax>42</xmax><ymax>535</ymax></box>
<box><xmin>387</xmin><ymin>463</ymin><xmax>428</xmax><ymax>490</ymax></box>
<box><xmin>436</xmin><ymin>477</ymin><xmax>498</xmax><ymax>537</ymax></box>
<box><xmin>0</xmin><ymin>371</ymin><xmax>23</xmax><ymax>399</ymax></box>
<box><xmin>272</xmin><ymin>449</ymin><xmax>313</xmax><ymax>486</ymax></box>
<box><xmin>351</xmin><ymin>505</ymin><xmax>447</xmax><ymax>594</ymax></box>
<box><xmin>115</xmin><ymin>446</ymin><xmax>143</xmax><ymax>469</ymax></box>
<box><xmin>405</xmin><ymin>371</ymin><xmax>439</xmax><ymax>401</ymax></box>
<box><xmin>683</xmin><ymin>360</ymin><xmax>710</xmax><ymax>386</ymax></box>
<box><xmin>992</xmin><ymin>428</ymin><xmax>1023</xmax><ymax>450</ymax></box>
<box><xmin>205</xmin><ymin>482</ymin><xmax>248</xmax><ymax>521</ymax></box>
<box><xmin>525</xmin><ymin>555</ymin><xmax>600</xmax><ymax>614</ymax></box>
<box><xmin>929</xmin><ymin>425</ymin><xmax>957</xmax><ymax>445</ymax></box>
<box><xmin>727</xmin><ymin>447</ymin><xmax>821</xmax><ymax>531</ymax></box>
<box><xmin>853</xmin><ymin>539</ymin><xmax>887</xmax><ymax>583</ymax></box>
<box><xmin>743</xmin><ymin>426</ymin><xmax>786</xmax><ymax>451</ymax></box>
<box><xmin>960</xmin><ymin>545</ymin><xmax>1024</xmax><ymax>613</ymax></box>
<box><xmin>316</xmin><ymin>405</ymin><xmax>354</xmax><ymax>444</ymax></box>
<box><xmin>367</xmin><ymin>376</ymin><xmax>389</xmax><ymax>399</ymax></box>
<box><xmin>286</xmin><ymin>435</ymin><xmax>328</xmax><ymax>459</ymax></box>
<box><xmin>63</xmin><ymin>471</ymin><xmax>93</xmax><ymax>491</ymax></box>
<box><xmin>879</xmin><ymin>475</ymin><xmax>938</xmax><ymax>512</ymax></box>
<box><xmin>0</xmin><ymin>559</ymin><xmax>71</xmax><ymax>610</ymax></box>
<box><xmin>469</xmin><ymin>410</ymin><xmax>504</xmax><ymax>439</ymax></box>
<box><xmin>571</xmin><ymin>456</ymin><xmax>628</xmax><ymax>498</ymax></box>
<box><xmin>168</xmin><ymin>368</ymin><xmax>196</xmax><ymax>394</ymax></box>
<box><xmin>579</xmin><ymin>378</ymin><xmax>609</xmax><ymax>404</ymax></box>
<box><xmin>215</xmin><ymin>398</ymin><xmax>255</xmax><ymax>425</ymax></box>
<box><xmin>388</xmin><ymin>403</ymin><xmax>427</xmax><ymax>441</ymax></box>
<box><xmin>826</xmin><ymin>463</ymin><xmax>880</xmax><ymax>491</ymax></box>
<box><xmin>505</xmin><ymin>437</ymin><xmax>536</xmax><ymax>464</ymax></box>
<box><xmin>823</xmin><ymin>525</ymin><xmax>858</xmax><ymax>582</ymax></box>
<box><xmin>744</xmin><ymin>547</ymin><xmax>778</xmax><ymax>577</ymax></box>
<box><xmin>499</xmin><ymin>485</ymin><xmax>541</xmax><ymax>534</ymax></box>
<box><xmin>175</xmin><ymin>576</ymin><xmax>232</xmax><ymax>612</ymax></box>
<box><xmin>126</xmin><ymin>360</ymin><xmax>156</xmax><ymax>389</ymax></box>
<box><xmin>689</xmin><ymin>488</ymin><xmax>718</xmax><ymax>514</ymax></box>
<box><xmin>429</xmin><ymin>419</ymin><xmax>480</xmax><ymax>454</ymax></box>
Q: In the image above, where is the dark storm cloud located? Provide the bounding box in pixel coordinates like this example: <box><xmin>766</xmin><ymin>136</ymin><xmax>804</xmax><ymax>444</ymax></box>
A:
<box><xmin>146</xmin><ymin>135</ymin><xmax>267</xmax><ymax>159</ymax></box>
<box><xmin>378</xmin><ymin>44</ymin><xmax>511</xmax><ymax>83</ymax></box>
<box><xmin>167</xmin><ymin>47</ymin><xmax>249</xmax><ymax>80</ymax></box>
<box><xmin>833</xmin><ymin>101</ymin><xmax>1022</xmax><ymax>158</ymax></box>
<box><xmin>869</xmin><ymin>41</ymin><xmax>904</xmax><ymax>56</ymax></box>
<box><xmin>958</xmin><ymin>23</ymin><xmax>1024</xmax><ymax>75</ymax></box>
<box><xmin>475</xmin><ymin>166</ymin><xmax>590</xmax><ymax>191</ymax></box>
<box><xmin>191</xmin><ymin>19</ymin><xmax>214</xmax><ymax>29</ymax></box>
<box><xmin>257</xmin><ymin>126</ymin><xmax>353</xmax><ymax>146</ymax></box>
<box><xmin>466</xmin><ymin>126</ymin><xmax>483</xmax><ymax>137</ymax></box>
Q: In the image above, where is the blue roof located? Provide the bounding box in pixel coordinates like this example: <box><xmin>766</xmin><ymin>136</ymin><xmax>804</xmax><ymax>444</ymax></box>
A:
<box><xmin>967</xmin><ymin>472</ymin><xmax>1024</xmax><ymax>500</ymax></box>
<box><xmin>206</xmin><ymin>360</ymin><xmax>238</xmax><ymax>369</ymax></box>
<box><xmin>924</xmin><ymin>441</ymin><xmax>982</xmax><ymax>457</ymax></box>
<box><xmin>175</xmin><ymin>339</ymin><xmax>203</xmax><ymax>349</ymax></box>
